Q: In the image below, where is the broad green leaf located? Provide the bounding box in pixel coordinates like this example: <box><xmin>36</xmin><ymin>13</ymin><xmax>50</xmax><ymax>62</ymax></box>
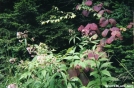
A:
<box><xmin>97</xmin><ymin>14</ymin><xmax>102</xmax><ymax>18</ymax></box>
<box><xmin>69</xmin><ymin>47</ymin><xmax>76</xmax><ymax>54</ymax></box>
<box><xmin>33</xmin><ymin>80</ymin><xmax>41</xmax><ymax>88</ymax></box>
<box><xmin>92</xmin><ymin>45</ymin><xmax>96</xmax><ymax>51</ymax></box>
<box><xmin>73</xmin><ymin>55</ymin><xmax>80</xmax><ymax>60</ymax></box>
<box><xmin>49</xmin><ymin>78</ymin><xmax>55</xmax><ymax>88</ymax></box>
<box><xmin>70</xmin><ymin>77</ymin><xmax>83</xmax><ymax>85</ymax></box>
<box><xmin>28</xmin><ymin>62</ymin><xmax>35</xmax><ymax>71</ymax></box>
<box><xmin>83</xmin><ymin>59</ymin><xmax>90</xmax><ymax>65</ymax></box>
<box><xmin>98</xmin><ymin>52</ymin><xmax>107</xmax><ymax>58</ymax></box>
<box><xmin>67</xmin><ymin>82</ymin><xmax>72</xmax><ymax>88</ymax></box>
<box><xmin>74</xmin><ymin>60</ymin><xmax>80</xmax><ymax>66</ymax></box>
<box><xmin>104</xmin><ymin>45</ymin><xmax>112</xmax><ymax>48</ymax></box>
<box><xmin>59</xmin><ymin>64</ymin><xmax>67</xmax><ymax>71</ymax></box>
<box><xmin>96</xmin><ymin>61</ymin><xmax>100</xmax><ymax>68</ymax></box>
<box><xmin>0</xmin><ymin>74</ymin><xmax>4</xmax><ymax>80</ymax></box>
<box><xmin>45</xmin><ymin>73</ymin><xmax>58</xmax><ymax>87</ymax></box>
<box><xmin>87</xmin><ymin>80</ymin><xmax>96</xmax><ymax>87</ymax></box>
<box><xmin>90</xmin><ymin>71</ymin><xmax>98</xmax><ymax>76</ymax></box>
<box><xmin>70</xmin><ymin>77</ymin><xmax>79</xmax><ymax>81</ymax></box>
<box><xmin>99</xmin><ymin>58</ymin><xmax>108</xmax><ymax>61</ymax></box>
<box><xmin>24</xmin><ymin>38</ymin><xmax>27</xmax><ymax>46</ymax></box>
<box><xmin>92</xmin><ymin>34</ymin><xmax>98</xmax><ymax>40</ymax></box>
<box><xmin>93</xmin><ymin>13</ymin><xmax>97</xmax><ymax>16</ymax></box>
<box><xmin>106</xmin><ymin>77</ymin><xmax>119</xmax><ymax>81</ymax></box>
<box><xmin>90</xmin><ymin>41</ymin><xmax>98</xmax><ymax>44</ymax></box>
<box><xmin>61</xmin><ymin>72</ymin><xmax>67</xmax><ymax>86</ymax></box>
<box><xmin>80</xmin><ymin>86</ymin><xmax>87</xmax><ymax>88</ymax></box>
<box><xmin>101</xmin><ymin>81</ymin><xmax>107</xmax><ymax>87</ymax></box>
<box><xmin>101</xmin><ymin>69</ymin><xmax>111</xmax><ymax>77</ymax></box>
<box><xmin>88</xmin><ymin>60</ymin><xmax>96</xmax><ymax>68</ymax></box>
<box><xmin>100</xmin><ymin>62</ymin><xmax>112</xmax><ymax>69</ymax></box>
<box><xmin>73</xmin><ymin>37</ymin><xmax>75</xmax><ymax>44</ymax></box>
<box><xmin>64</xmin><ymin>56</ymin><xmax>73</xmax><ymax>60</ymax></box>
<box><xmin>24</xmin><ymin>79</ymin><xmax>34</xmax><ymax>87</ymax></box>
<box><xmin>78</xmin><ymin>45</ymin><xmax>83</xmax><ymax>50</ymax></box>
<box><xmin>70</xmin><ymin>83</ymin><xmax>78</xmax><ymax>88</ymax></box>
<box><xmin>41</xmin><ymin>70</ymin><xmax>46</xmax><ymax>77</ymax></box>
<box><xmin>124</xmin><ymin>84</ymin><xmax>134</xmax><ymax>88</ymax></box>
<box><xmin>19</xmin><ymin>72</ymin><xmax>31</xmax><ymax>80</ymax></box>
<box><xmin>67</xmin><ymin>47</ymin><xmax>73</xmax><ymax>53</ymax></box>
<box><xmin>76</xmin><ymin>37</ymin><xmax>81</xmax><ymax>41</ymax></box>
<box><xmin>79</xmin><ymin>61</ymin><xmax>86</xmax><ymax>68</ymax></box>
<box><xmin>69</xmin><ymin>37</ymin><xmax>73</xmax><ymax>44</ymax></box>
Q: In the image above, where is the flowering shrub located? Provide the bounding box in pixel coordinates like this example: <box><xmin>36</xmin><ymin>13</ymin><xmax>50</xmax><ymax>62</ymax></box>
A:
<box><xmin>74</xmin><ymin>0</ymin><xmax>134</xmax><ymax>86</ymax></box>
<box><xmin>2</xmin><ymin>0</ymin><xmax>134</xmax><ymax>88</ymax></box>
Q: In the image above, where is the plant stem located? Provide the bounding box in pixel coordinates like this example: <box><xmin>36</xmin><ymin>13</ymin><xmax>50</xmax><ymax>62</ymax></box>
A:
<box><xmin>116</xmin><ymin>59</ymin><xmax>134</xmax><ymax>80</ymax></box>
<box><xmin>93</xmin><ymin>51</ymin><xmax>102</xmax><ymax>88</ymax></box>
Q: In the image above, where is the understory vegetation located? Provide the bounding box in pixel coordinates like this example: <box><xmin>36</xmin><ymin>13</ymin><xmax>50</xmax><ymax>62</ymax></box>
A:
<box><xmin>0</xmin><ymin>0</ymin><xmax>134</xmax><ymax>88</ymax></box>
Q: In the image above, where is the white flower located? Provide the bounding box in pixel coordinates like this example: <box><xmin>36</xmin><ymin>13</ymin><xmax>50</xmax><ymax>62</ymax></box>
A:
<box><xmin>7</xmin><ymin>84</ymin><xmax>17</xmax><ymax>88</ymax></box>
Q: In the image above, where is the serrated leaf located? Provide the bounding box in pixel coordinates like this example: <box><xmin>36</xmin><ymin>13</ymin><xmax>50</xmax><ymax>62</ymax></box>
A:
<box><xmin>101</xmin><ymin>69</ymin><xmax>111</xmax><ymax>77</ymax></box>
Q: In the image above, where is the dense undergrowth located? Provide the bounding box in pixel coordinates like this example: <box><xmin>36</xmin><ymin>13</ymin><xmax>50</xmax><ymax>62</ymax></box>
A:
<box><xmin>0</xmin><ymin>0</ymin><xmax>134</xmax><ymax>88</ymax></box>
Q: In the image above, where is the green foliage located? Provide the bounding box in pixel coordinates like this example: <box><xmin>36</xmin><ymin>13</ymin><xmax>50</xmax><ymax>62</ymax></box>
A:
<box><xmin>101</xmin><ymin>1</ymin><xmax>134</xmax><ymax>84</ymax></box>
<box><xmin>40</xmin><ymin>6</ymin><xmax>76</xmax><ymax>25</ymax></box>
<box><xmin>7</xmin><ymin>43</ymin><xmax>117</xmax><ymax>88</ymax></box>
<box><xmin>110</xmin><ymin>1</ymin><xmax>132</xmax><ymax>25</ymax></box>
<box><xmin>0</xmin><ymin>0</ymin><xmax>134</xmax><ymax>88</ymax></box>
<box><xmin>0</xmin><ymin>0</ymin><xmax>77</xmax><ymax>87</ymax></box>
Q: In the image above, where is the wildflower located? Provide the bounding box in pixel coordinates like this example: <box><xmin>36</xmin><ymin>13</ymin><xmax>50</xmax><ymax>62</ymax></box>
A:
<box><xmin>7</xmin><ymin>84</ymin><xmax>17</xmax><ymax>88</ymax></box>
<box><xmin>9</xmin><ymin>58</ymin><xmax>17</xmax><ymax>64</ymax></box>
<box><xmin>17</xmin><ymin>32</ymin><xmax>23</xmax><ymax>39</ymax></box>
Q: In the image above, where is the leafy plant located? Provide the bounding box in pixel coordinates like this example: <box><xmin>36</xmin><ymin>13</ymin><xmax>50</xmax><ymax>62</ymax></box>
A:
<box><xmin>0</xmin><ymin>0</ymin><xmax>134</xmax><ymax>88</ymax></box>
